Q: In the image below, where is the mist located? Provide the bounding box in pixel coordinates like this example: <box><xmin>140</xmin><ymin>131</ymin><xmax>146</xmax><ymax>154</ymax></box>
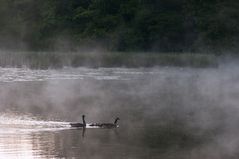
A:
<box><xmin>0</xmin><ymin>63</ymin><xmax>238</xmax><ymax>158</ymax></box>
<box><xmin>0</xmin><ymin>0</ymin><xmax>239</xmax><ymax>158</ymax></box>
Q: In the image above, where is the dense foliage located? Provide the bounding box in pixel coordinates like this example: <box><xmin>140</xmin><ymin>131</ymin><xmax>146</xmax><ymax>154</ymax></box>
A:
<box><xmin>0</xmin><ymin>0</ymin><xmax>238</xmax><ymax>52</ymax></box>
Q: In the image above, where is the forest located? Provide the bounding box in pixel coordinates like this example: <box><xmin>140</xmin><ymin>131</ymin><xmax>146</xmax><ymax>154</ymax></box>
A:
<box><xmin>0</xmin><ymin>0</ymin><xmax>238</xmax><ymax>53</ymax></box>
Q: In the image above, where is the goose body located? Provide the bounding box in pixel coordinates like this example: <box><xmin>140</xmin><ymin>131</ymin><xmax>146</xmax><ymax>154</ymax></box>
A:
<box><xmin>90</xmin><ymin>117</ymin><xmax>120</xmax><ymax>128</ymax></box>
<box><xmin>70</xmin><ymin>115</ymin><xmax>86</xmax><ymax>128</ymax></box>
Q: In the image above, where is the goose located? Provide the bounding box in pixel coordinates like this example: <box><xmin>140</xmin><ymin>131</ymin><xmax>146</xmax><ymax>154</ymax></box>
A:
<box><xmin>70</xmin><ymin>115</ymin><xmax>86</xmax><ymax>127</ymax></box>
<box><xmin>90</xmin><ymin>117</ymin><xmax>120</xmax><ymax>128</ymax></box>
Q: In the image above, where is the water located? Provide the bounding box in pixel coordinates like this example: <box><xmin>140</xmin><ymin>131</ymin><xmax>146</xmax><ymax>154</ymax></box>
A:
<box><xmin>0</xmin><ymin>66</ymin><xmax>238</xmax><ymax>158</ymax></box>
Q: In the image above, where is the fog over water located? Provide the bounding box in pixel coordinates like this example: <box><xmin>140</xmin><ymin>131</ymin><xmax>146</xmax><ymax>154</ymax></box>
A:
<box><xmin>0</xmin><ymin>64</ymin><xmax>239</xmax><ymax>158</ymax></box>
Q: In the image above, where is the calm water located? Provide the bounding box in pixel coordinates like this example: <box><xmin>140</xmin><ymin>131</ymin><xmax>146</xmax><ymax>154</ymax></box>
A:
<box><xmin>0</xmin><ymin>66</ymin><xmax>239</xmax><ymax>158</ymax></box>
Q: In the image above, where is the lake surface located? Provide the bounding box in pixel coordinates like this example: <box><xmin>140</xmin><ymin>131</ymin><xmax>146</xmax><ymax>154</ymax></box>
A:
<box><xmin>0</xmin><ymin>66</ymin><xmax>239</xmax><ymax>158</ymax></box>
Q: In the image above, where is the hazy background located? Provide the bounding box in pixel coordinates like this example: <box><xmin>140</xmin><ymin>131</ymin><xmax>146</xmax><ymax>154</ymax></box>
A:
<box><xmin>0</xmin><ymin>0</ymin><xmax>239</xmax><ymax>158</ymax></box>
<box><xmin>0</xmin><ymin>0</ymin><xmax>238</xmax><ymax>53</ymax></box>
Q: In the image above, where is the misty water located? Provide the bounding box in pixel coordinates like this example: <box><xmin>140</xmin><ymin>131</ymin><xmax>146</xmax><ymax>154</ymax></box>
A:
<box><xmin>0</xmin><ymin>65</ymin><xmax>239</xmax><ymax>158</ymax></box>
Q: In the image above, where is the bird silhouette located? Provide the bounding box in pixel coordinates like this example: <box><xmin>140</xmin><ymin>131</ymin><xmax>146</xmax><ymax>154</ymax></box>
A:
<box><xmin>89</xmin><ymin>117</ymin><xmax>120</xmax><ymax>128</ymax></box>
<box><xmin>70</xmin><ymin>115</ymin><xmax>86</xmax><ymax>128</ymax></box>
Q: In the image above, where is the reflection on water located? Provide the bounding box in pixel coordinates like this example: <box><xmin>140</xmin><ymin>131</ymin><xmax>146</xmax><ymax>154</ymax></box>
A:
<box><xmin>0</xmin><ymin>66</ymin><xmax>239</xmax><ymax>158</ymax></box>
<box><xmin>0</xmin><ymin>115</ymin><xmax>70</xmax><ymax>158</ymax></box>
<box><xmin>0</xmin><ymin>115</ymin><xmax>155</xmax><ymax>158</ymax></box>
<box><xmin>0</xmin><ymin>132</ymin><xmax>57</xmax><ymax>158</ymax></box>
<box><xmin>0</xmin><ymin>67</ymin><xmax>158</xmax><ymax>82</ymax></box>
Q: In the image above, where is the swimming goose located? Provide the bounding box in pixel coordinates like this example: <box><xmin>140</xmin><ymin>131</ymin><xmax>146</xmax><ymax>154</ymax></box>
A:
<box><xmin>90</xmin><ymin>117</ymin><xmax>120</xmax><ymax>128</ymax></box>
<box><xmin>70</xmin><ymin>115</ymin><xmax>86</xmax><ymax>127</ymax></box>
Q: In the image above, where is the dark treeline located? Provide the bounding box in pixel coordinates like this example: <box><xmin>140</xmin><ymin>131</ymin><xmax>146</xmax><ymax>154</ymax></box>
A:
<box><xmin>0</xmin><ymin>0</ymin><xmax>238</xmax><ymax>53</ymax></box>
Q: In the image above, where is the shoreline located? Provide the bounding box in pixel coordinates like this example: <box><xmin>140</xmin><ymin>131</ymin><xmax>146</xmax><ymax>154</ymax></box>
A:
<box><xmin>0</xmin><ymin>51</ymin><xmax>218</xmax><ymax>69</ymax></box>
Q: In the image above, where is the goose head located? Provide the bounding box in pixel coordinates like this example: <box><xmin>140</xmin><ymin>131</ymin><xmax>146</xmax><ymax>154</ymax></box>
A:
<box><xmin>114</xmin><ymin>117</ymin><xmax>120</xmax><ymax>124</ymax></box>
